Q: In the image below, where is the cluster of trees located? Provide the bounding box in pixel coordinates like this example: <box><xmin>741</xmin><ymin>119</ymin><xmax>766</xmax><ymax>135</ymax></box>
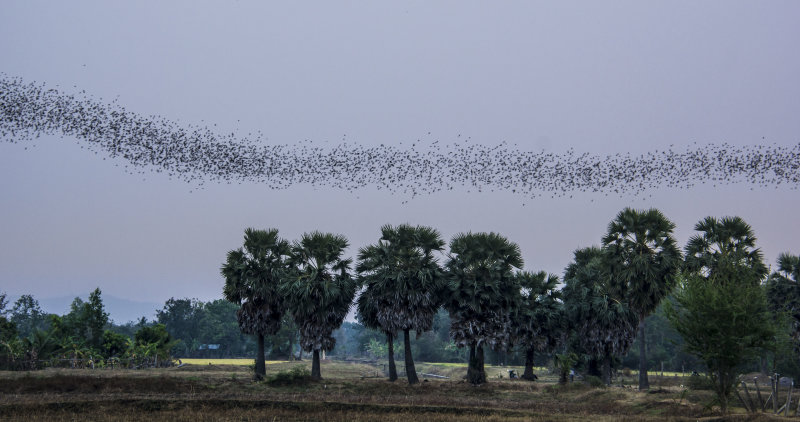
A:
<box><xmin>2</xmin><ymin>208</ymin><xmax>796</xmax><ymax>412</ymax></box>
<box><xmin>0</xmin><ymin>289</ymin><xmax>175</xmax><ymax>370</ymax></box>
<box><xmin>221</xmin><ymin>209</ymin><xmax>799</xmax><ymax>410</ymax></box>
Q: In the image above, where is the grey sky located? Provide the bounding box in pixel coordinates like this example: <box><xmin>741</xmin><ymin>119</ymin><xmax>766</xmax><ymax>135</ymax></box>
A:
<box><xmin>1</xmin><ymin>1</ymin><xmax>798</xmax><ymax>309</ymax></box>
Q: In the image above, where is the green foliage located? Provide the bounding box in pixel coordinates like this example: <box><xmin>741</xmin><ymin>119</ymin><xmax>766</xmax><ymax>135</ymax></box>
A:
<box><xmin>365</xmin><ymin>337</ymin><xmax>389</xmax><ymax>359</ymax></box>
<box><xmin>765</xmin><ymin>252</ymin><xmax>800</xmax><ymax>378</ymax></box>
<box><xmin>584</xmin><ymin>375</ymin><xmax>605</xmax><ymax>388</ymax></box>
<box><xmin>24</xmin><ymin>329</ymin><xmax>61</xmax><ymax>363</ymax></box>
<box><xmin>102</xmin><ymin>330</ymin><xmax>130</xmax><ymax>357</ymax></box>
<box><xmin>554</xmin><ymin>352</ymin><xmax>578</xmax><ymax>384</ymax></box>
<box><xmin>666</xmin><ymin>217</ymin><xmax>775</xmax><ymax>412</ymax></box>
<box><xmin>222</xmin><ymin>228</ymin><xmax>290</xmax><ymax>337</ymax></box>
<box><xmin>8</xmin><ymin>294</ymin><xmax>48</xmax><ymax>338</ymax></box>
<box><xmin>603</xmin><ymin>208</ymin><xmax>682</xmax><ymax>319</ymax></box>
<box><xmin>356</xmin><ymin>224</ymin><xmax>445</xmax><ymax>334</ymax></box>
<box><xmin>134</xmin><ymin>323</ymin><xmax>175</xmax><ymax>360</ymax></box>
<box><xmin>58</xmin><ymin>288</ymin><xmax>109</xmax><ymax>351</ymax></box>
<box><xmin>0</xmin><ymin>316</ymin><xmax>18</xmax><ymax>343</ymax></box>
<box><xmin>514</xmin><ymin>271</ymin><xmax>564</xmax><ymax>353</ymax></box>
<box><xmin>621</xmin><ymin>302</ymin><xmax>702</xmax><ymax>373</ymax></box>
<box><xmin>687</xmin><ymin>373</ymin><xmax>714</xmax><ymax>390</ymax></box>
<box><xmin>684</xmin><ymin>216</ymin><xmax>768</xmax><ymax>279</ymax></box>
<box><xmin>266</xmin><ymin>365</ymin><xmax>312</xmax><ymax>386</ymax></box>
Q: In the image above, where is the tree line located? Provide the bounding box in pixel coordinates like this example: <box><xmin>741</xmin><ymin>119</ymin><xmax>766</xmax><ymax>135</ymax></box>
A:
<box><xmin>0</xmin><ymin>288</ymin><xmax>178</xmax><ymax>369</ymax></box>
<box><xmin>218</xmin><ymin>209</ymin><xmax>799</xmax><ymax>411</ymax></box>
<box><xmin>1</xmin><ymin>207</ymin><xmax>798</xmax><ymax>411</ymax></box>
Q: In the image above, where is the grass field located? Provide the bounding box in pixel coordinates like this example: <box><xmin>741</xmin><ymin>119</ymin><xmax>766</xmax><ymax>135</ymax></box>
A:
<box><xmin>0</xmin><ymin>360</ymin><xmax>780</xmax><ymax>421</ymax></box>
<box><xmin>179</xmin><ymin>358</ymin><xmax>288</xmax><ymax>366</ymax></box>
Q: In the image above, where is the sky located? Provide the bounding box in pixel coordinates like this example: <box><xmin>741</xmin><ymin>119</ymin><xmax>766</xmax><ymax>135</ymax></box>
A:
<box><xmin>1</xmin><ymin>1</ymin><xmax>798</xmax><ymax>319</ymax></box>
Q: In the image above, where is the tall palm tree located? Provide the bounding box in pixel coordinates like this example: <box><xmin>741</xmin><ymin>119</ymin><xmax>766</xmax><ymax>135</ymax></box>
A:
<box><xmin>684</xmin><ymin>216</ymin><xmax>768</xmax><ymax>281</ymax></box>
<box><xmin>282</xmin><ymin>231</ymin><xmax>357</xmax><ymax>380</ymax></box>
<box><xmin>562</xmin><ymin>247</ymin><xmax>638</xmax><ymax>385</ymax></box>
<box><xmin>355</xmin><ymin>224</ymin><xmax>445</xmax><ymax>384</ymax></box>
<box><xmin>355</xmin><ymin>283</ymin><xmax>398</xmax><ymax>381</ymax></box>
<box><xmin>513</xmin><ymin>271</ymin><xmax>564</xmax><ymax>381</ymax></box>
<box><xmin>445</xmin><ymin>232</ymin><xmax>523</xmax><ymax>385</ymax></box>
<box><xmin>602</xmin><ymin>207</ymin><xmax>681</xmax><ymax>390</ymax></box>
<box><xmin>221</xmin><ymin>228</ymin><xmax>291</xmax><ymax>380</ymax></box>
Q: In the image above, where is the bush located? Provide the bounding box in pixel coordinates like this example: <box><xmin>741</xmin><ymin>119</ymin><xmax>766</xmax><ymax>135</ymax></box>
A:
<box><xmin>584</xmin><ymin>375</ymin><xmax>605</xmax><ymax>388</ymax></box>
<box><xmin>687</xmin><ymin>373</ymin><xmax>714</xmax><ymax>391</ymax></box>
<box><xmin>266</xmin><ymin>366</ymin><xmax>312</xmax><ymax>386</ymax></box>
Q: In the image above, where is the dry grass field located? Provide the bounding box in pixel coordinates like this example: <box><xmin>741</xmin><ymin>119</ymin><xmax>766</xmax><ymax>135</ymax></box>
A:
<box><xmin>0</xmin><ymin>360</ymin><xmax>784</xmax><ymax>421</ymax></box>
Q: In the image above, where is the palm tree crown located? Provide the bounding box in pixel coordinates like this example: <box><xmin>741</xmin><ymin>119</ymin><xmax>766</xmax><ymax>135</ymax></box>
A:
<box><xmin>221</xmin><ymin>228</ymin><xmax>291</xmax><ymax>337</ymax></box>
<box><xmin>602</xmin><ymin>207</ymin><xmax>682</xmax><ymax>318</ymax></box>
<box><xmin>282</xmin><ymin>231</ymin><xmax>357</xmax><ymax>360</ymax></box>
<box><xmin>684</xmin><ymin>216</ymin><xmax>767</xmax><ymax>280</ymax></box>
<box><xmin>356</xmin><ymin>224</ymin><xmax>445</xmax><ymax>334</ymax></box>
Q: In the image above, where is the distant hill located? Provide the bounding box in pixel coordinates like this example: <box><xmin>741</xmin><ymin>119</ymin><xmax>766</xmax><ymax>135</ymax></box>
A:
<box><xmin>8</xmin><ymin>294</ymin><xmax>161</xmax><ymax>324</ymax></box>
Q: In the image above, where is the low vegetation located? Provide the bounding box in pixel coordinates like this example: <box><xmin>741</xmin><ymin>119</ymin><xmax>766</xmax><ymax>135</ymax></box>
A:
<box><xmin>0</xmin><ymin>360</ymin><xmax>772</xmax><ymax>421</ymax></box>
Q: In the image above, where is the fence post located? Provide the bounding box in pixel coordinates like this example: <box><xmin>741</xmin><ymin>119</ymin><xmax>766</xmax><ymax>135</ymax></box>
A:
<box><xmin>784</xmin><ymin>380</ymin><xmax>793</xmax><ymax>416</ymax></box>
<box><xmin>737</xmin><ymin>383</ymin><xmax>753</xmax><ymax>413</ymax></box>
<box><xmin>774</xmin><ymin>373</ymin><xmax>780</xmax><ymax>414</ymax></box>
<box><xmin>754</xmin><ymin>377</ymin><xmax>765</xmax><ymax>411</ymax></box>
<box><xmin>741</xmin><ymin>381</ymin><xmax>755</xmax><ymax>413</ymax></box>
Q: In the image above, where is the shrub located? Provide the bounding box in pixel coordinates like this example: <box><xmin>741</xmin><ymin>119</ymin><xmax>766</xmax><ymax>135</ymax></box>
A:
<box><xmin>687</xmin><ymin>373</ymin><xmax>714</xmax><ymax>390</ymax></box>
<box><xmin>584</xmin><ymin>375</ymin><xmax>605</xmax><ymax>388</ymax></box>
<box><xmin>266</xmin><ymin>366</ymin><xmax>312</xmax><ymax>386</ymax></box>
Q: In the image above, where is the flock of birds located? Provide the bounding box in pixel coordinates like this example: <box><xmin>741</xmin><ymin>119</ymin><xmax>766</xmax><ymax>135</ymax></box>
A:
<box><xmin>1</xmin><ymin>74</ymin><xmax>798</xmax><ymax>199</ymax></box>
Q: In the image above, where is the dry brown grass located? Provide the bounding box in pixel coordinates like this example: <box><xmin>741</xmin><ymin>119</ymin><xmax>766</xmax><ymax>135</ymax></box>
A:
<box><xmin>0</xmin><ymin>361</ymin><xmax>775</xmax><ymax>421</ymax></box>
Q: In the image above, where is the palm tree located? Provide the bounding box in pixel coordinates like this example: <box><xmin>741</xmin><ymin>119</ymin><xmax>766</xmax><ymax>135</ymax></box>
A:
<box><xmin>513</xmin><ymin>271</ymin><xmax>564</xmax><ymax>381</ymax></box>
<box><xmin>777</xmin><ymin>252</ymin><xmax>800</xmax><ymax>282</ymax></box>
<box><xmin>602</xmin><ymin>207</ymin><xmax>681</xmax><ymax>390</ymax></box>
<box><xmin>282</xmin><ymin>231</ymin><xmax>357</xmax><ymax>380</ymax></box>
<box><xmin>562</xmin><ymin>247</ymin><xmax>638</xmax><ymax>385</ymax></box>
<box><xmin>355</xmin><ymin>283</ymin><xmax>398</xmax><ymax>381</ymax></box>
<box><xmin>684</xmin><ymin>216</ymin><xmax>768</xmax><ymax>280</ymax></box>
<box><xmin>445</xmin><ymin>232</ymin><xmax>523</xmax><ymax>385</ymax></box>
<box><xmin>221</xmin><ymin>228</ymin><xmax>291</xmax><ymax>380</ymax></box>
<box><xmin>355</xmin><ymin>224</ymin><xmax>445</xmax><ymax>384</ymax></box>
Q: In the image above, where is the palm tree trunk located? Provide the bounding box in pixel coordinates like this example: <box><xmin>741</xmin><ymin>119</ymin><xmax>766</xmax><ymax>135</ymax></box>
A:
<box><xmin>403</xmin><ymin>329</ymin><xmax>419</xmax><ymax>384</ymax></box>
<box><xmin>386</xmin><ymin>332</ymin><xmax>397</xmax><ymax>381</ymax></box>
<box><xmin>287</xmin><ymin>332</ymin><xmax>294</xmax><ymax>361</ymax></box>
<box><xmin>311</xmin><ymin>349</ymin><xmax>321</xmax><ymax>380</ymax></box>
<box><xmin>602</xmin><ymin>354</ymin><xmax>612</xmax><ymax>385</ymax></box>
<box><xmin>522</xmin><ymin>348</ymin><xmax>536</xmax><ymax>380</ymax></box>
<box><xmin>467</xmin><ymin>345</ymin><xmax>475</xmax><ymax>380</ymax></box>
<box><xmin>468</xmin><ymin>343</ymin><xmax>486</xmax><ymax>385</ymax></box>
<box><xmin>638</xmin><ymin>319</ymin><xmax>649</xmax><ymax>390</ymax></box>
<box><xmin>254</xmin><ymin>333</ymin><xmax>266</xmax><ymax>380</ymax></box>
